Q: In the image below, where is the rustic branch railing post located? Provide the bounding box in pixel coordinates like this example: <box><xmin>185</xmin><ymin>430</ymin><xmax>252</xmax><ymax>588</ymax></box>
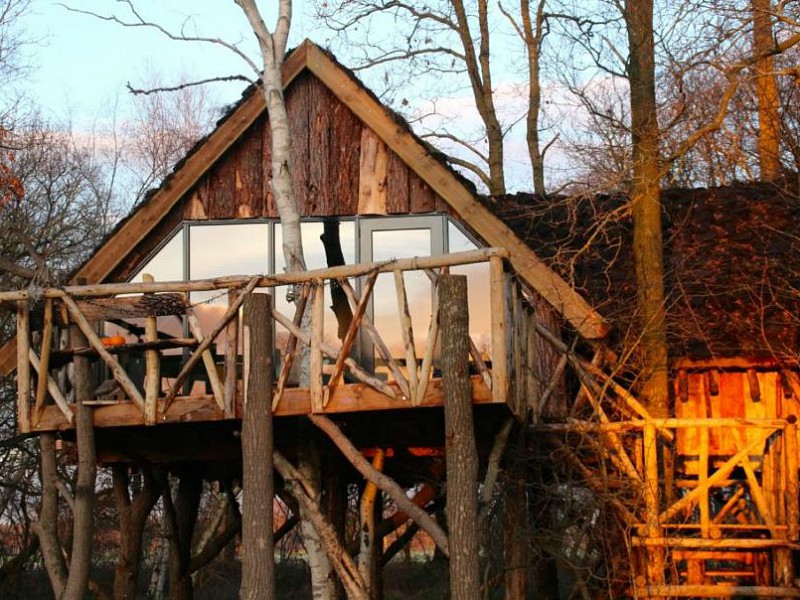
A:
<box><xmin>33</xmin><ymin>298</ymin><xmax>54</xmax><ymax>427</ymax></box>
<box><xmin>62</xmin><ymin>295</ymin><xmax>146</xmax><ymax>413</ymax></box>
<box><xmin>186</xmin><ymin>311</ymin><xmax>225</xmax><ymax>411</ymax></box>
<box><xmin>143</xmin><ymin>274</ymin><xmax>160</xmax><ymax>425</ymax></box>
<box><xmin>16</xmin><ymin>300</ymin><xmax>31</xmax><ymax>433</ymax></box>
<box><xmin>394</xmin><ymin>270</ymin><xmax>418</xmax><ymax>400</ymax></box>
<box><xmin>240</xmin><ymin>292</ymin><xmax>275</xmax><ymax>599</ymax></box>
<box><xmin>489</xmin><ymin>256</ymin><xmax>508</xmax><ymax>406</ymax></box>
<box><xmin>310</xmin><ymin>280</ymin><xmax>325</xmax><ymax>412</ymax></box>
<box><xmin>643</xmin><ymin>421</ymin><xmax>665</xmax><ymax>587</ymax></box>
<box><xmin>440</xmin><ymin>274</ymin><xmax>479</xmax><ymax>600</ymax></box>
<box><xmin>224</xmin><ymin>289</ymin><xmax>241</xmax><ymax>419</ymax></box>
<box><xmin>273</xmin><ymin>284</ymin><xmax>310</xmax><ymax>411</ymax></box>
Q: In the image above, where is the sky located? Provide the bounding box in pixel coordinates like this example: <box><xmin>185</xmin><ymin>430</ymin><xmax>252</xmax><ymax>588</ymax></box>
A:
<box><xmin>14</xmin><ymin>0</ymin><xmax>549</xmax><ymax>192</ymax></box>
<box><xmin>20</xmin><ymin>1</ymin><xmax>313</xmax><ymax>124</ymax></box>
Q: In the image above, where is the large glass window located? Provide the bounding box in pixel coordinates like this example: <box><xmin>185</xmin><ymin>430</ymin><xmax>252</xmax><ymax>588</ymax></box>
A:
<box><xmin>121</xmin><ymin>214</ymin><xmax>492</xmax><ymax>383</ymax></box>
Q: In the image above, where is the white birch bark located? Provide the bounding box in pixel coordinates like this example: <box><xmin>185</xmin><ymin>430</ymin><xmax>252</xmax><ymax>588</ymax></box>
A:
<box><xmin>234</xmin><ymin>2</ymin><xmax>331</xmax><ymax>597</ymax></box>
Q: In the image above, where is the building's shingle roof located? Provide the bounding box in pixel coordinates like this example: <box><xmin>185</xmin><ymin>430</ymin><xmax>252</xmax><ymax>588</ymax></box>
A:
<box><xmin>491</xmin><ymin>180</ymin><xmax>800</xmax><ymax>361</ymax></box>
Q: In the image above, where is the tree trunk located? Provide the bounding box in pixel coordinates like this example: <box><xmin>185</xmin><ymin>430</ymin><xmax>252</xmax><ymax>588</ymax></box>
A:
<box><xmin>504</xmin><ymin>478</ymin><xmax>532</xmax><ymax>599</ymax></box>
<box><xmin>522</xmin><ymin>0</ymin><xmax>547</xmax><ymax>196</ymax></box>
<box><xmin>37</xmin><ymin>433</ymin><xmax>68</xmax><ymax>597</ymax></box>
<box><xmin>165</xmin><ymin>467</ymin><xmax>202</xmax><ymax>600</ymax></box>
<box><xmin>751</xmin><ymin>0</ymin><xmax>781</xmax><ymax>180</ymax></box>
<box><xmin>241</xmin><ymin>293</ymin><xmax>276</xmax><ymax>600</ymax></box>
<box><xmin>113</xmin><ymin>465</ymin><xmax>164</xmax><ymax>600</ymax></box>
<box><xmin>625</xmin><ymin>0</ymin><xmax>669</xmax><ymax>420</ymax></box>
<box><xmin>441</xmin><ymin>275</ymin><xmax>480</xmax><ymax>600</ymax></box>
<box><xmin>61</xmin><ymin>323</ymin><xmax>97</xmax><ymax>600</ymax></box>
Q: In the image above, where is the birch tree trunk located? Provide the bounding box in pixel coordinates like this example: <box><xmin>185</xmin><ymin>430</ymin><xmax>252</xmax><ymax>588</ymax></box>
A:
<box><xmin>233</xmin><ymin>2</ymin><xmax>340</xmax><ymax>597</ymax></box>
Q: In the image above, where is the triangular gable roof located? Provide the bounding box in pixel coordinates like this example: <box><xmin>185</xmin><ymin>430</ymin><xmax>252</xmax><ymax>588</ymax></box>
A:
<box><xmin>72</xmin><ymin>40</ymin><xmax>607</xmax><ymax>339</ymax></box>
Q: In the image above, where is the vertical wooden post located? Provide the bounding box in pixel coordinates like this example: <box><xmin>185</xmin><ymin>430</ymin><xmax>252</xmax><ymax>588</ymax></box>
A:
<box><xmin>489</xmin><ymin>256</ymin><xmax>508</xmax><ymax>406</ymax></box>
<box><xmin>34</xmin><ymin>298</ymin><xmax>54</xmax><ymax>426</ymax></box>
<box><xmin>525</xmin><ymin>309</ymin><xmax>539</xmax><ymax>422</ymax></box>
<box><xmin>61</xmin><ymin>321</ymin><xmax>97</xmax><ymax>599</ymax></box>
<box><xmin>16</xmin><ymin>301</ymin><xmax>30</xmax><ymax>433</ymax></box>
<box><xmin>224</xmin><ymin>289</ymin><xmax>240</xmax><ymax>418</ymax></box>
<box><xmin>240</xmin><ymin>293</ymin><xmax>275</xmax><ymax>600</ymax></box>
<box><xmin>441</xmin><ymin>275</ymin><xmax>480</xmax><ymax>600</ymax></box>
<box><xmin>310</xmin><ymin>281</ymin><xmax>325</xmax><ymax>411</ymax></box>
<box><xmin>786</xmin><ymin>417</ymin><xmax>799</xmax><ymax>542</ymax></box>
<box><xmin>512</xmin><ymin>281</ymin><xmax>524</xmax><ymax>419</ymax></box>
<box><xmin>643</xmin><ymin>421</ymin><xmax>665</xmax><ymax>587</ymax></box>
<box><xmin>143</xmin><ymin>274</ymin><xmax>160</xmax><ymax>425</ymax></box>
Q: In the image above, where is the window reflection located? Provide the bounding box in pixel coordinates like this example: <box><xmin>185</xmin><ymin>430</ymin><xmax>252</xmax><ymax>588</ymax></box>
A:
<box><xmin>370</xmin><ymin>229</ymin><xmax>433</xmax><ymax>380</ymax></box>
<box><xmin>189</xmin><ymin>223</ymin><xmax>270</xmax><ymax>355</ymax></box>
<box><xmin>274</xmin><ymin>221</ymin><xmax>356</xmax><ymax>353</ymax></box>
<box><xmin>448</xmin><ymin>221</ymin><xmax>491</xmax><ymax>360</ymax></box>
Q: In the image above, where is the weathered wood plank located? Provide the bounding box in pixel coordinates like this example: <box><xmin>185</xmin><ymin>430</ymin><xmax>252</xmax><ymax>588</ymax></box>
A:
<box><xmin>489</xmin><ymin>257</ymin><xmax>508</xmax><ymax>406</ymax></box>
<box><xmin>33</xmin><ymin>375</ymin><xmax>494</xmax><ymax>430</ymax></box>
<box><xmin>386</xmin><ymin>149</ymin><xmax>409</xmax><ymax>214</ymax></box>
<box><xmin>224</xmin><ymin>289</ymin><xmax>241</xmax><ymax>419</ymax></box>
<box><xmin>310</xmin><ymin>281</ymin><xmax>325</xmax><ymax>411</ymax></box>
<box><xmin>286</xmin><ymin>72</ymin><xmax>310</xmax><ymax>212</ymax></box>
<box><xmin>308</xmin><ymin>76</ymin><xmax>332</xmax><ymax>214</ymax></box>
<box><xmin>261</xmin><ymin>114</ymin><xmax>276</xmax><ymax>218</ymax></box>
<box><xmin>328</xmin><ymin>94</ymin><xmax>361</xmax><ymax>215</ymax></box>
<box><xmin>205</xmin><ymin>146</ymin><xmax>237</xmax><ymax>220</ymax></box>
<box><xmin>358</xmin><ymin>128</ymin><xmax>388</xmax><ymax>215</ymax></box>
<box><xmin>233</xmin><ymin>122</ymin><xmax>264</xmax><ymax>218</ymax></box>
<box><xmin>409</xmin><ymin>171</ymin><xmax>436</xmax><ymax>213</ymax></box>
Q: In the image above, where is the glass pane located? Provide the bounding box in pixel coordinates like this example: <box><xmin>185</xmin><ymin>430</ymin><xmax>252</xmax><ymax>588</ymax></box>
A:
<box><xmin>131</xmin><ymin>229</ymin><xmax>184</xmax><ymax>283</ymax></box>
<box><xmin>449</xmin><ymin>221</ymin><xmax>491</xmax><ymax>360</ymax></box>
<box><xmin>189</xmin><ymin>223</ymin><xmax>270</xmax><ymax>355</ymax></box>
<box><xmin>371</xmin><ymin>229</ymin><xmax>432</xmax><ymax>377</ymax></box>
<box><xmin>274</xmin><ymin>221</ymin><xmax>356</xmax><ymax>353</ymax></box>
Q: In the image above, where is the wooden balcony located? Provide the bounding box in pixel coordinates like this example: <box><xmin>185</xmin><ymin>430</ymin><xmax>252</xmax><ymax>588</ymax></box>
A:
<box><xmin>6</xmin><ymin>248</ymin><xmax>530</xmax><ymax>435</ymax></box>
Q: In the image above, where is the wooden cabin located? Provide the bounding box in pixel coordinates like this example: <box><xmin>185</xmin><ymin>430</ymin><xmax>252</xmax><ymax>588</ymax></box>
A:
<box><xmin>501</xmin><ymin>184</ymin><xmax>800</xmax><ymax>596</ymax></box>
<box><xmin>0</xmin><ymin>41</ymin><xmax>606</xmax><ymax>471</ymax></box>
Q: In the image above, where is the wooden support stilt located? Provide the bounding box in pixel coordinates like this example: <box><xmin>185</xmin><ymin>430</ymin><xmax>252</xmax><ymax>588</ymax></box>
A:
<box><xmin>241</xmin><ymin>292</ymin><xmax>275</xmax><ymax>597</ymax></box>
<box><xmin>224</xmin><ymin>289</ymin><xmax>240</xmax><ymax>419</ymax></box>
<box><xmin>16</xmin><ymin>301</ymin><xmax>31</xmax><ymax>433</ymax></box>
<box><xmin>525</xmin><ymin>309</ymin><xmax>539</xmax><ymax>421</ymax></box>
<box><xmin>33</xmin><ymin>298</ymin><xmax>54</xmax><ymax>427</ymax></box>
<box><xmin>310</xmin><ymin>281</ymin><xmax>325</xmax><ymax>412</ymax></box>
<box><xmin>358</xmin><ymin>449</ymin><xmax>385</xmax><ymax>594</ymax></box>
<box><xmin>61</xmin><ymin>295</ymin><xmax>146</xmax><ymax>413</ymax></box>
<box><xmin>440</xmin><ymin>275</ymin><xmax>480</xmax><ymax>600</ymax></box>
<box><xmin>143</xmin><ymin>274</ymin><xmax>160</xmax><ymax>425</ymax></box>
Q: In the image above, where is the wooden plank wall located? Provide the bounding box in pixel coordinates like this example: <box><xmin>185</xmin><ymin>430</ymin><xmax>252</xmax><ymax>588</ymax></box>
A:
<box><xmin>190</xmin><ymin>73</ymin><xmax>446</xmax><ymax>220</ymax></box>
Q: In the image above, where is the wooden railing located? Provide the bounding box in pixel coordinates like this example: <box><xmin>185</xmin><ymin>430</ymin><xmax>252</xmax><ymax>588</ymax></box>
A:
<box><xmin>6</xmin><ymin>248</ymin><xmax>527</xmax><ymax>432</ymax></box>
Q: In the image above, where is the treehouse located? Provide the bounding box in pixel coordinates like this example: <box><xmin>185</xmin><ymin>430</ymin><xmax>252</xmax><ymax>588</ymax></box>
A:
<box><xmin>502</xmin><ymin>183</ymin><xmax>800</xmax><ymax>597</ymax></box>
<box><xmin>0</xmin><ymin>41</ymin><xmax>606</xmax><ymax>471</ymax></box>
